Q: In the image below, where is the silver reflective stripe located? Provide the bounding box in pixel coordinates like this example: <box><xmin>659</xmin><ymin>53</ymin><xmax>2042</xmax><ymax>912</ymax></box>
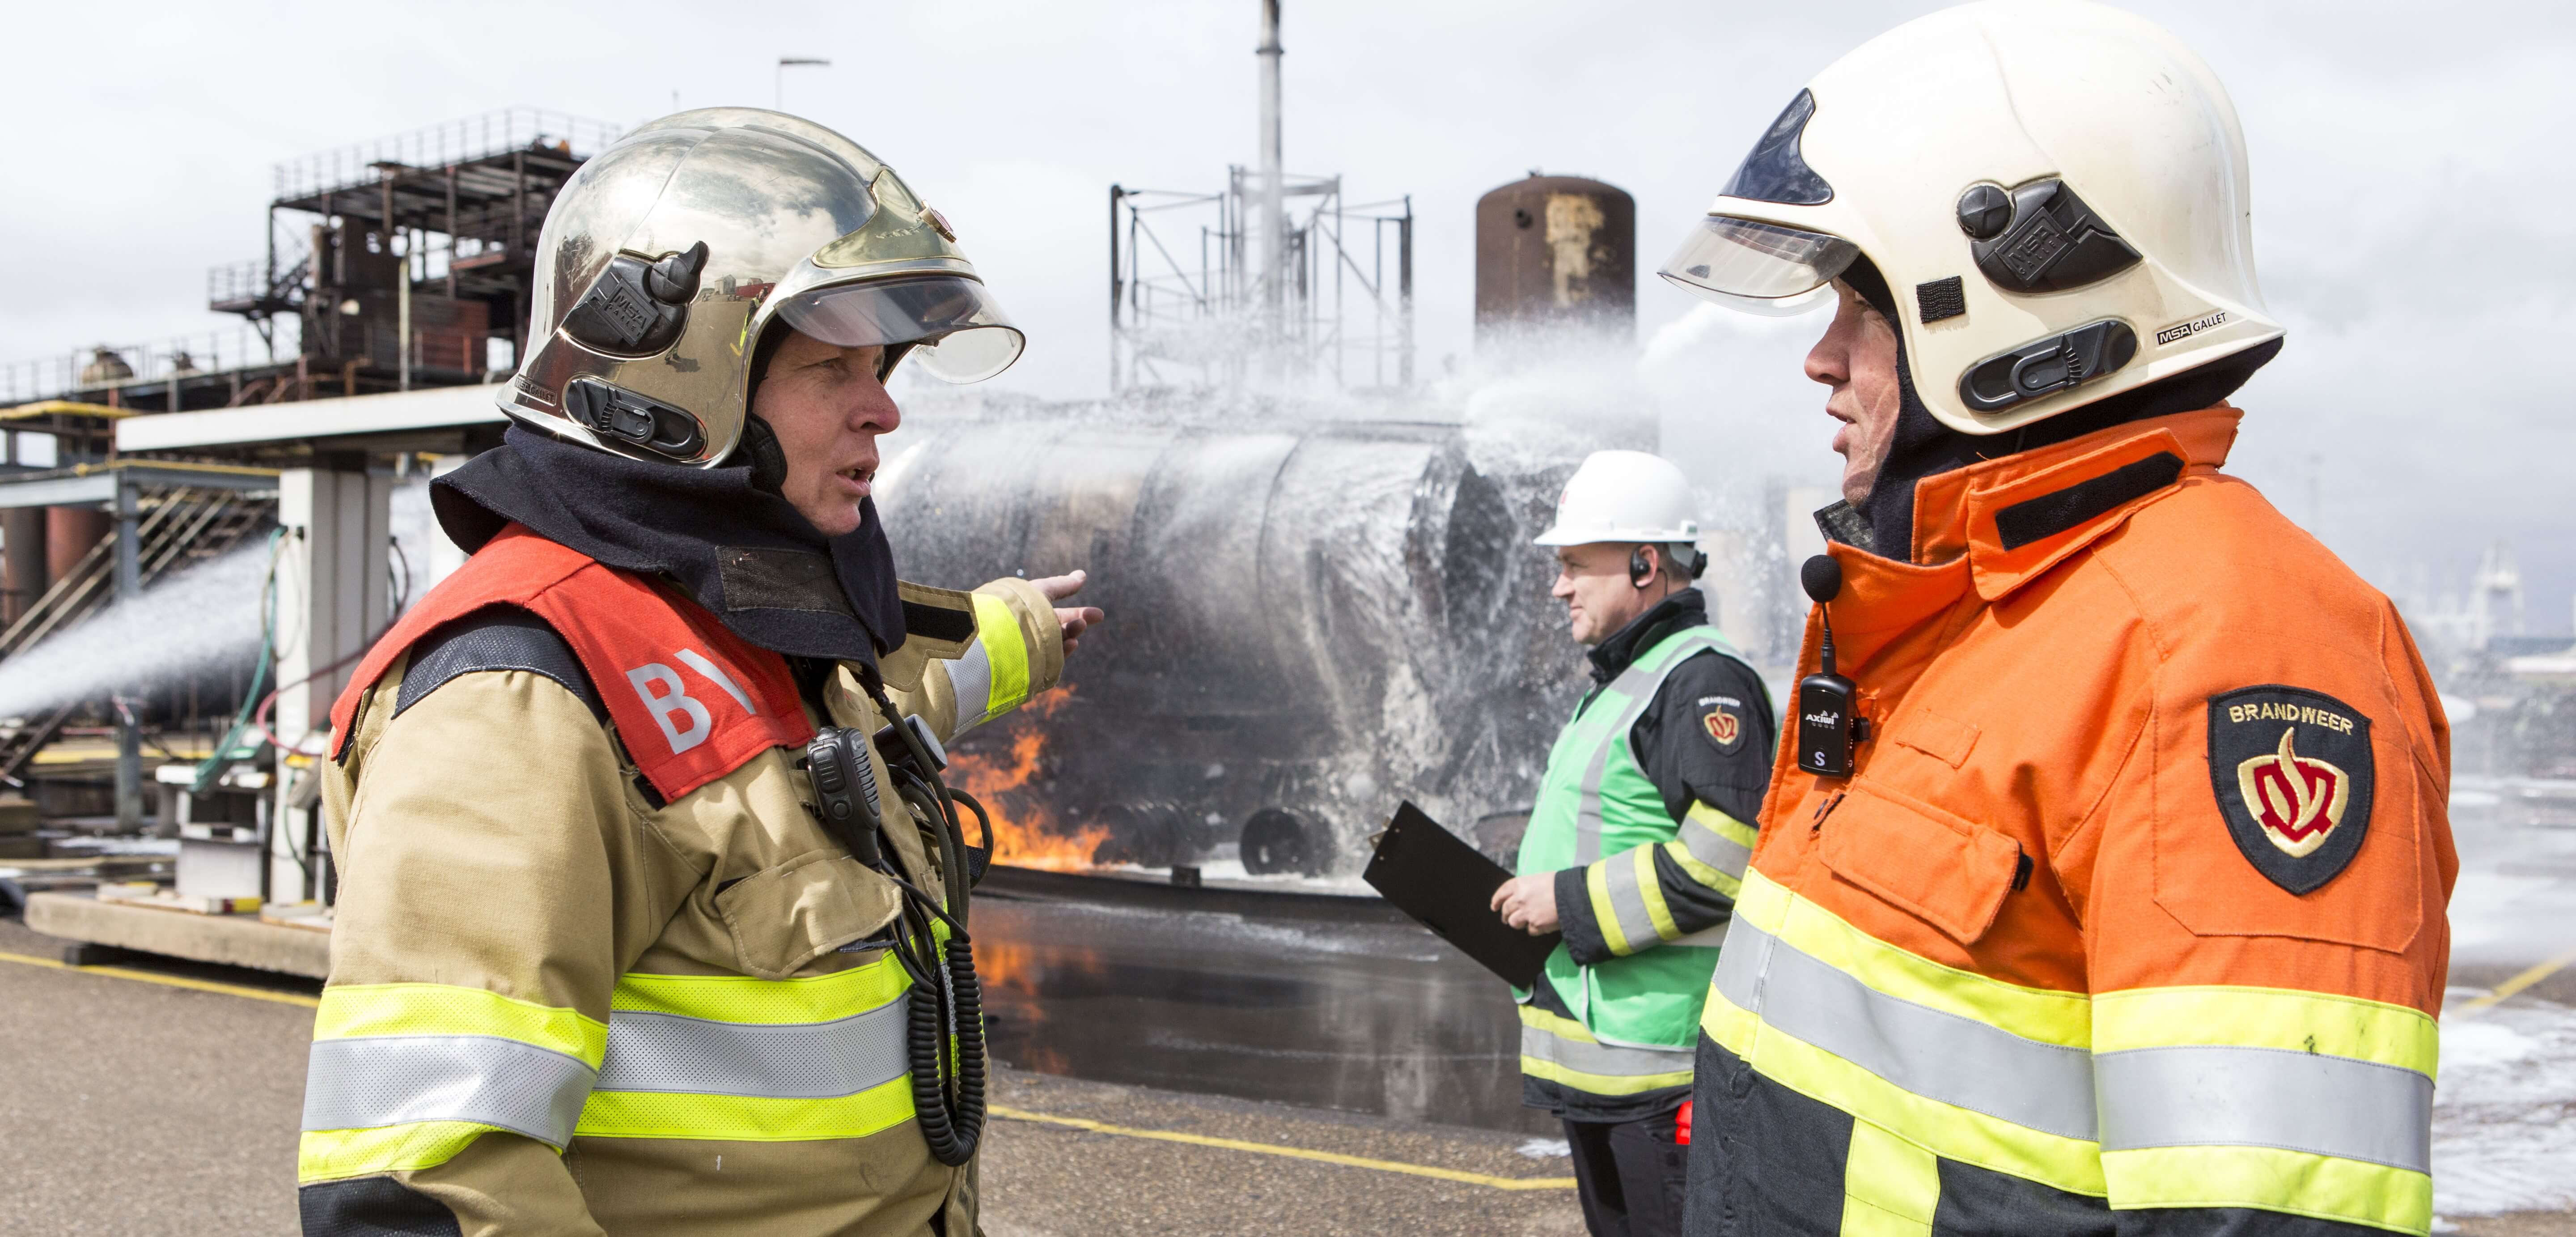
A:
<box><xmin>1522</xmin><ymin>1021</ymin><xmax>1695</xmax><ymax>1080</ymax></box>
<box><xmin>946</xmin><ymin>638</ymin><xmax>995</xmax><ymax>731</ymax></box>
<box><xmin>1601</xmin><ymin>850</ymin><xmax>1666</xmax><ymax>949</ymax></box>
<box><xmin>593</xmin><ymin>996</ymin><xmax>910</xmax><ymax>1099</ymax></box>
<box><xmin>302</xmin><ymin>1035</ymin><xmax>595</xmax><ymax>1148</ymax></box>
<box><xmin>1672</xmin><ymin>921</ymin><xmax>1731</xmax><ymax>949</ymax></box>
<box><xmin>1678</xmin><ymin>813</ymin><xmax>1753</xmax><ymax>882</ymax></box>
<box><xmin>1716</xmin><ymin>917</ymin><xmax>2097</xmax><ymax>1141</ymax></box>
<box><xmin>1574</xmin><ymin>629</ymin><xmax>1738</xmax><ymax>863</ymax></box>
<box><xmin>2096</xmin><ymin>1045</ymin><xmax>2433</xmax><ymax>1173</ymax></box>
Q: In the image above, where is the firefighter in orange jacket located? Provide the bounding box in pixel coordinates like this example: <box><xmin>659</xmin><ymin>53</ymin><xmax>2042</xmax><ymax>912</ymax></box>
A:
<box><xmin>297</xmin><ymin>111</ymin><xmax>1100</xmax><ymax>1235</ymax></box>
<box><xmin>1657</xmin><ymin>4</ymin><xmax>2454</xmax><ymax>1234</ymax></box>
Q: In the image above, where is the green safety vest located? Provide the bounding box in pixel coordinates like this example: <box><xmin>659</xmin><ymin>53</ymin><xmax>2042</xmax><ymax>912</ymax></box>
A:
<box><xmin>1516</xmin><ymin>623</ymin><xmax>1747</xmax><ymax>1094</ymax></box>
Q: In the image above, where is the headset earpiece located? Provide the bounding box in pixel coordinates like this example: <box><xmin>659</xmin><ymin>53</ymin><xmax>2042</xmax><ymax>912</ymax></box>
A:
<box><xmin>1630</xmin><ymin>546</ymin><xmax>1655</xmax><ymax>589</ymax></box>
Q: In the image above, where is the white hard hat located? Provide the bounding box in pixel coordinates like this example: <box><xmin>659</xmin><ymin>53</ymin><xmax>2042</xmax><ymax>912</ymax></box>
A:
<box><xmin>1534</xmin><ymin>451</ymin><xmax>1701</xmax><ymax>547</ymax></box>
<box><xmin>1657</xmin><ymin>0</ymin><xmax>2283</xmax><ymax>436</ymax></box>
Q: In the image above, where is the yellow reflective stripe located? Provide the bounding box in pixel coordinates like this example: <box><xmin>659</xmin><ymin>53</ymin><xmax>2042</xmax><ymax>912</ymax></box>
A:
<box><xmin>1518</xmin><ymin>1003</ymin><xmax>1692</xmax><ymax>1094</ymax></box>
<box><xmin>1586</xmin><ymin>862</ymin><xmax>1634</xmax><ymax>956</ymax></box>
<box><xmin>576</xmin><ymin>1075</ymin><xmax>916</xmax><ymax>1142</ymax></box>
<box><xmin>1687</xmin><ymin>801</ymin><xmax>1759</xmax><ymax>853</ymax></box>
<box><xmin>611</xmin><ymin>956</ymin><xmax>907</xmax><ymax>1025</ymax></box>
<box><xmin>1520</xmin><ymin>1053</ymin><xmax>1695</xmax><ymax>1096</ymax></box>
<box><xmin>1738</xmin><ymin>868</ymin><xmax>2089</xmax><ymax>1049</ymax></box>
<box><xmin>1672</xmin><ymin>802</ymin><xmax>1753</xmax><ymax>899</ymax></box>
<box><xmin>1634</xmin><ymin>846</ymin><xmax>1680</xmax><ymax>942</ymax></box>
<box><xmin>971</xmin><ymin>591</ymin><xmax>1030</xmax><ymax>716</ymax></box>
<box><xmin>1842</xmin><ymin>1122</ymin><xmax>1938</xmax><ymax>1237</ymax></box>
<box><xmin>2103</xmin><ymin>1146</ymin><xmax>2431</xmax><ymax>1236</ymax></box>
<box><xmin>2093</xmin><ymin>986</ymin><xmax>2438</xmax><ymax>1077</ymax></box>
<box><xmin>1701</xmin><ymin>981</ymin><xmax>2105</xmax><ymax>1197</ymax></box>
<box><xmin>1519</xmin><ymin>1002</ymin><xmax>1598</xmax><ymax>1044</ymax></box>
<box><xmin>313</xmin><ymin>982</ymin><xmax>606</xmax><ymax>1067</ymax></box>
<box><xmin>1661</xmin><ymin>840</ymin><xmax>1737</xmax><ymax>897</ymax></box>
<box><xmin>1700</xmin><ymin>965</ymin><xmax>1761</xmax><ymax>1053</ymax></box>
<box><xmin>298</xmin><ymin>1121</ymin><xmax>516</xmax><ymax>1183</ymax></box>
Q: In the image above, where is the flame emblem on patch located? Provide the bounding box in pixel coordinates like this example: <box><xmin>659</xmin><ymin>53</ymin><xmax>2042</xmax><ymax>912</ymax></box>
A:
<box><xmin>1704</xmin><ymin>708</ymin><xmax>1740</xmax><ymax>746</ymax></box>
<box><xmin>2235</xmin><ymin>727</ymin><xmax>2348</xmax><ymax>857</ymax></box>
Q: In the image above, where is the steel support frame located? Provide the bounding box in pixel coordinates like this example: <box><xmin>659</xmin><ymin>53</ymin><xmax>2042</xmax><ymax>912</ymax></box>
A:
<box><xmin>112</xmin><ymin>477</ymin><xmax>141</xmax><ymax>829</ymax></box>
<box><xmin>1108</xmin><ymin>180</ymin><xmax>1412</xmax><ymax>394</ymax></box>
<box><xmin>269</xmin><ymin>467</ymin><xmax>391</xmax><ymax>907</ymax></box>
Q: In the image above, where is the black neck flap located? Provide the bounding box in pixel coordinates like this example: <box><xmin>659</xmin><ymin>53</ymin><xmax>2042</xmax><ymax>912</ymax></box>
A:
<box><xmin>1589</xmin><ymin>588</ymin><xmax>1709</xmax><ymax>684</ymax></box>
<box><xmin>432</xmin><ymin>424</ymin><xmax>907</xmax><ymax>667</ymax></box>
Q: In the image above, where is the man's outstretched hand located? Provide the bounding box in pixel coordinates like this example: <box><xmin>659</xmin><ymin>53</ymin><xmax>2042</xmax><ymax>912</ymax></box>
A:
<box><xmin>1030</xmin><ymin>570</ymin><xmax>1105</xmax><ymax>656</ymax></box>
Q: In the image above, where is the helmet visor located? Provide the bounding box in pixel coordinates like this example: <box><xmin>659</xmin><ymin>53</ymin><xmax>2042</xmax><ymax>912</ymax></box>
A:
<box><xmin>1657</xmin><ymin>216</ymin><xmax>1859</xmax><ymax>316</ymax></box>
<box><xmin>776</xmin><ymin>275</ymin><xmax>1026</xmax><ymax>383</ymax></box>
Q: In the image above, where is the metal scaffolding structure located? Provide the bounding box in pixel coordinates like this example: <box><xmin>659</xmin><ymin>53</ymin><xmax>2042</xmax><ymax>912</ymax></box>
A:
<box><xmin>211</xmin><ymin>107</ymin><xmax>618</xmax><ymax>396</ymax></box>
<box><xmin>1106</xmin><ymin>1</ymin><xmax>1414</xmax><ymax>394</ymax></box>
<box><xmin>1108</xmin><ymin>177</ymin><xmax>1414</xmax><ymax>394</ymax></box>
<box><xmin>0</xmin><ymin>109</ymin><xmax>615</xmax><ymax>419</ymax></box>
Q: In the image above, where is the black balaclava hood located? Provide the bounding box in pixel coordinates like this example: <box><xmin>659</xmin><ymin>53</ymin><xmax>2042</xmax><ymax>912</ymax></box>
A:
<box><xmin>432</xmin><ymin>421</ymin><xmax>907</xmax><ymax>667</ymax></box>
<box><xmin>1830</xmin><ymin>256</ymin><xmax>2283</xmax><ymax>562</ymax></box>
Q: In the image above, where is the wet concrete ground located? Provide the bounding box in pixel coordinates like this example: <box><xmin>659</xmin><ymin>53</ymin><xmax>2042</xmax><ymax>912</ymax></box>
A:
<box><xmin>971</xmin><ymin>870</ymin><xmax>1552</xmax><ymax>1136</ymax></box>
<box><xmin>982</xmin><ymin>1071</ymin><xmax>1584</xmax><ymax>1237</ymax></box>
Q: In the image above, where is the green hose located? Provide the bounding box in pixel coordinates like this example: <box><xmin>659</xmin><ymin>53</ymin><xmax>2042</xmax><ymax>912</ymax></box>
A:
<box><xmin>191</xmin><ymin>529</ymin><xmax>286</xmax><ymax>795</ymax></box>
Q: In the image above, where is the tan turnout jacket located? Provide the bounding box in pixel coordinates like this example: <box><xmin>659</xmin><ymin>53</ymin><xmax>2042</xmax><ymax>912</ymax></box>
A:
<box><xmin>299</xmin><ymin>529</ymin><xmax>1062</xmax><ymax>1237</ymax></box>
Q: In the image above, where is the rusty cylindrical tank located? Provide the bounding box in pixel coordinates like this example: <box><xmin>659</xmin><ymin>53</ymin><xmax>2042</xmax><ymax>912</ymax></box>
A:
<box><xmin>47</xmin><ymin>507</ymin><xmax>111</xmax><ymax>587</ymax></box>
<box><xmin>0</xmin><ymin>508</ymin><xmax>44</xmax><ymax>623</ymax></box>
<box><xmin>1474</xmin><ymin>174</ymin><xmax>1635</xmax><ymax>342</ymax></box>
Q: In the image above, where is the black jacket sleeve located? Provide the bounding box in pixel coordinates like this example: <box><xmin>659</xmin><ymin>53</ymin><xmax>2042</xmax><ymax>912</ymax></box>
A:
<box><xmin>1631</xmin><ymin>650</ymin><xmax>1775</xmax><ymax>828</ymax></box>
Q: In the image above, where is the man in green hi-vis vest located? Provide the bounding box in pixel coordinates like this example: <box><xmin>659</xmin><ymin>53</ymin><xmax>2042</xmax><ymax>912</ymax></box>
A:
<box><xmin>1492</xmin><ymin>450</ymin><xmax>1777</xmax><ymax>1237</ymax></box>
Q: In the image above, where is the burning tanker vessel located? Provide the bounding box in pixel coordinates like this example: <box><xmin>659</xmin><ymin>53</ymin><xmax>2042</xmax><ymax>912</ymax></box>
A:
<box><xmin>873</xmin><ymin>401</ymin><xmax>1632</xmax><ymax>880</ymax></box>
<box><xmin>875</xmin><ymin>174</ymin><xmax>1652</xmax><ymax>883</ymax></box>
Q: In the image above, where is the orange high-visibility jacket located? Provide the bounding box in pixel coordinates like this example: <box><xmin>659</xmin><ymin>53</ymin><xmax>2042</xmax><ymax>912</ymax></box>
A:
<box><xmin>1684</xmin><ymin>407</ymin><xmax>2456</xmax><ymax>1236</ymax></box>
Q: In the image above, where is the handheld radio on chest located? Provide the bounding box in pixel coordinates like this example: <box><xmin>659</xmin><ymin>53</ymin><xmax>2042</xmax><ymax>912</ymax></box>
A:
<box><xmin>1796</xmin><ymin>555</ymin><xmax>1868</xmax><ymax>778</ymax></box>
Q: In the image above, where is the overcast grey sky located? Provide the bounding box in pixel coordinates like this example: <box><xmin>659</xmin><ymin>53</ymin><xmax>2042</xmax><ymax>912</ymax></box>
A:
<box><xmin>8</xmin><ymin>0</ymin><xmax>2573</xmax><ymax>635</ymax></box>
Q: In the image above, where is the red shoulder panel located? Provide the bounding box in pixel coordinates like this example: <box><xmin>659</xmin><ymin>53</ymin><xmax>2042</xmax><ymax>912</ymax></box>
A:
<box><xmin>330</xmin><ymin>526</ymin><xmax>814</xmax><ymax>802</ymax></box>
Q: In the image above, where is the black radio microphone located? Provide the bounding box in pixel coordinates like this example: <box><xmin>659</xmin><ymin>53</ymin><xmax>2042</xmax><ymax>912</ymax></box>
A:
<box><xmin>1796</xmin><ymin>555</ymin><xmax>1866</xmax><ymax>778</ymax></box>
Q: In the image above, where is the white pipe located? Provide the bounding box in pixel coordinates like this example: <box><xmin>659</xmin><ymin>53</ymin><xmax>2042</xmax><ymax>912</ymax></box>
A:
<box><xmin>1257</xmin><ymin>0</ymin><xmax>1284</xmax><ymax>312</ymax></box>
<box><xmin>397</xmin><ymin>234</ymin><xmax>412</xmax><ymax>393</ymax></box>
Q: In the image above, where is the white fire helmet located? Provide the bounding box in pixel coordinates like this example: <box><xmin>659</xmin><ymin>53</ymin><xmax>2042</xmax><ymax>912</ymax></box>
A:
<box><xmin>1658</xmin><ymin>0</ymin><xmax>2284</xmax><ymax>436</ymax></box>
<box><xmin>1534</xmin><ymin>451</ymin><xmax>1703</xmax><ymax>574</ymax></box>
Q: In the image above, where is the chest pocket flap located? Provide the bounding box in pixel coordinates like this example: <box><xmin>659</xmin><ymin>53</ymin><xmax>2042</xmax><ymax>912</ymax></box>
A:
<box><xmin>715</xmin><ymin>850</ymin><xmax>903</xmax><ymax>980</ymax></box>
<box><xmin>1819</xmin><ymin>784</ymin><xmax>2021</xmax><ymax>946</ymax></box>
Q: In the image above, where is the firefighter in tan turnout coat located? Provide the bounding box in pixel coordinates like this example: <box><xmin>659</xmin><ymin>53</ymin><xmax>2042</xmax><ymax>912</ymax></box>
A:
<box><xmin>296</xmin><ymin>109</ymin><xmax>1100</xmax><ymax>1236</ymax></box>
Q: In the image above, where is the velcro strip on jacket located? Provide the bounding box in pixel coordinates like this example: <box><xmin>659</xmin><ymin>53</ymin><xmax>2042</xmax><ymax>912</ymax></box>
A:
<box><xmin>332</xmin><ymin>526</ymin><xmax>813</xmax><ymax>801</ymax></box>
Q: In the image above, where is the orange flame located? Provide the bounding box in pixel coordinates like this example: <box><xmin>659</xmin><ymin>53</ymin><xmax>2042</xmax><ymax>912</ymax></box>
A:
<box><xmin>949</xmin><ymin>689</ymin><xmax>1108</xmax><ymax>871</ymax></box>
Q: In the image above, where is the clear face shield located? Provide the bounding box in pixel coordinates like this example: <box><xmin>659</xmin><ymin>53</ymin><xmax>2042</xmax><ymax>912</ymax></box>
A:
<box><xmin>1656</xmin><ymin>216</ymin><xmax>1860</xmax><ymax>316</ymax></box>
<box><xmin>775</xmin><ymin>274</ymin><xmax>1027</xmax><ymax>383</ymax></box>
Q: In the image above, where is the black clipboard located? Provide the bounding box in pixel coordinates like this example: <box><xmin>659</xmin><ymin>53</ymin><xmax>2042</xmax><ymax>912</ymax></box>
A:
<box><xmin>1364</xmin><ymin>801</ymin><xmax>1559</xmax><ymax>988</ymax></box>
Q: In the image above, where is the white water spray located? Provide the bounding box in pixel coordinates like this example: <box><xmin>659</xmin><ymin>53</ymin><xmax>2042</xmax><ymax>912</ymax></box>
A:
<box><xmin>0</xmin><ymin>542</ymin><xmax>271</xmax><ymax>722</ymax></box>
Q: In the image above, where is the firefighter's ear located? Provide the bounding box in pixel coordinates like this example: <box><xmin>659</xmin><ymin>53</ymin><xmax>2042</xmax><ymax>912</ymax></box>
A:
<box><xmin>1630</xmin><ymin>545</ymin><xmax>1656</xmax><ymax>589</ymax></box>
